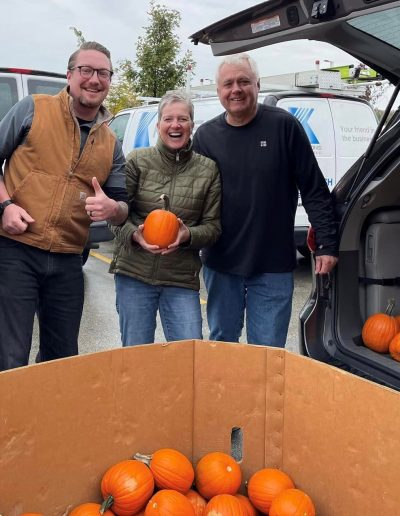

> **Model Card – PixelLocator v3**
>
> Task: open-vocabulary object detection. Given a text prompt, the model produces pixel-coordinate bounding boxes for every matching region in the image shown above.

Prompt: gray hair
[68,41,112,71]
[215,53,260,83]
[157,91,194,122]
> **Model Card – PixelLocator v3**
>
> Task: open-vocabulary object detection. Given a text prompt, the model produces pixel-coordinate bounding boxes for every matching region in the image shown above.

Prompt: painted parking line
[89,250,112,264]
[89,251,208,305]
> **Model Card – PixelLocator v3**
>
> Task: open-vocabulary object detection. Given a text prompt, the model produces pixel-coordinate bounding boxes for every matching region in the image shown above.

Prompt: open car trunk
[190,0,400,83]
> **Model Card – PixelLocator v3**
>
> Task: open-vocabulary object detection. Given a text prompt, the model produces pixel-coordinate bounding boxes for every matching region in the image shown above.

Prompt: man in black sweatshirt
[193,53,338,347]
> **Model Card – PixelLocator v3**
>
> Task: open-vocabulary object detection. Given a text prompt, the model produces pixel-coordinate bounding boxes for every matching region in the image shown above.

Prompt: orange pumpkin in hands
[142,194,179,248]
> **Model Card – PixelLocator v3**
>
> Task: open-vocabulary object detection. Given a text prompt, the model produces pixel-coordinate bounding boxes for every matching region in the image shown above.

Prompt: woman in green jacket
[110,91,221,345]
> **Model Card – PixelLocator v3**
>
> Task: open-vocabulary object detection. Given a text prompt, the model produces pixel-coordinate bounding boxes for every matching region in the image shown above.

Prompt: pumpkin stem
[133,452,152,467]
[100,495,114,514]
[385,298,396,315]
[160,194,170,211]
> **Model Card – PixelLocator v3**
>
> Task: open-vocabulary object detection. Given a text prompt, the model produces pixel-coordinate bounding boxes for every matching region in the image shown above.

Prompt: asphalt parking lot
[30,242,312,363]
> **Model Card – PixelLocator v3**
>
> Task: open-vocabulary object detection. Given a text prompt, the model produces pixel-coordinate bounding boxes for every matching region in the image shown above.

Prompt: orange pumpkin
[19,514,45,516]
[69,502,114,515]
[101,459,154,515]
[186,489,207,515]
[195,452,242,500]
[269,488,316,516]
[395,315,400,331]
[205,494,245,515]
[389,332,400,361]
[247,468,295,514]
[145,488,195,515]
[134,448,194,493]
[362,299,398,353]
[234,494,260,515]
[142,194,179,248]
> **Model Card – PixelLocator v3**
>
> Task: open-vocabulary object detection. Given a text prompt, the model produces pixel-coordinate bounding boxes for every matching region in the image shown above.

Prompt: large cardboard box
[1,340,400,515]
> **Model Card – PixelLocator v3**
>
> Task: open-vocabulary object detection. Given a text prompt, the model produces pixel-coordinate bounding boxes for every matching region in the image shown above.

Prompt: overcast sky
[2,0,361,85]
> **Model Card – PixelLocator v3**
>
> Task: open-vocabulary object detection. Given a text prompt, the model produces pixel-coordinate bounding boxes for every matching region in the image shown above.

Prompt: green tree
[135,1,196,97]
[69,26,86,47]
[106,59,141,115]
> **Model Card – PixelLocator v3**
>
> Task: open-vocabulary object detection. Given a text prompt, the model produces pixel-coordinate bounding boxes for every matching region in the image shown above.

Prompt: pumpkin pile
[362,298,400,361]
[21,448,316,515]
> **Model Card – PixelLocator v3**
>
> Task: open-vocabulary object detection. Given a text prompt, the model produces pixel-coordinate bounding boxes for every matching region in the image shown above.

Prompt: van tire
[297,246,311,259]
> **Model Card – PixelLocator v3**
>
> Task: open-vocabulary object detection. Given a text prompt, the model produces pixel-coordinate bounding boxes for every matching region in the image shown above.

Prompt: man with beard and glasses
[0,41,128,370]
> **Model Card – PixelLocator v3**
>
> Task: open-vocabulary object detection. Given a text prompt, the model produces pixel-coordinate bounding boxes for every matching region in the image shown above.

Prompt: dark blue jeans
[115,273,203,345]
[203,265,294,347]
[0,236,84,370]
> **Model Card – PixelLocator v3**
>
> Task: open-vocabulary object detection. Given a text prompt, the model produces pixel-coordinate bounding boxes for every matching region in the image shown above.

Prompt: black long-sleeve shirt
[193,104,338,275]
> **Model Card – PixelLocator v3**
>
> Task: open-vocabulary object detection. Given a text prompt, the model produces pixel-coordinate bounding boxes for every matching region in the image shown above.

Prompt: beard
[78,92,105,109]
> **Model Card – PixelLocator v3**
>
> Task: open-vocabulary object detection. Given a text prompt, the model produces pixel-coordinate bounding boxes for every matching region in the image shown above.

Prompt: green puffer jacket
[109,138,221,290]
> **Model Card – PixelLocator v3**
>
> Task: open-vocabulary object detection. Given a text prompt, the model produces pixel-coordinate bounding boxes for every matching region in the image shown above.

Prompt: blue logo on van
[134,111,157,148]
[288,107,319,144]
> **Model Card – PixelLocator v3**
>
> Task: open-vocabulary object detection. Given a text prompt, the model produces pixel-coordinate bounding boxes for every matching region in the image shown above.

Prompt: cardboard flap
[1,341,400,515]
[0,343,195,514]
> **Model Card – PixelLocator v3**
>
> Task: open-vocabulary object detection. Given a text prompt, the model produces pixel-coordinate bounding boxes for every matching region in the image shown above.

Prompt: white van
[0,67,67,121]
[109,91,378,255]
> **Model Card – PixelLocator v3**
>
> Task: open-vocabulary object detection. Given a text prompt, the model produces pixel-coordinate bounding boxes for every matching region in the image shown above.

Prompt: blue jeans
[0,237,84,370]
[115,274,203,346]
[203,266,294,347]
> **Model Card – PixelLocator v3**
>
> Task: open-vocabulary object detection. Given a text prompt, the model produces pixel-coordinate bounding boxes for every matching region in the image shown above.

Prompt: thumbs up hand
[85,177,118,222]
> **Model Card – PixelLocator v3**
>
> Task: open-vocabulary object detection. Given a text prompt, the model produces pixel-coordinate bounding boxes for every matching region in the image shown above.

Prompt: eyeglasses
[70,66,113,81]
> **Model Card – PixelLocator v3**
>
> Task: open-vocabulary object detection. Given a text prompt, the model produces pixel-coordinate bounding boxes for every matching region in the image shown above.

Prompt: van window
[109,113,131,143]
[0,76,19,121]
[26,78,66,96]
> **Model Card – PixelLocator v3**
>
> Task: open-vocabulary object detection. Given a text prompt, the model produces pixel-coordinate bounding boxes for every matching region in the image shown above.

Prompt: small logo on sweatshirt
[260,140,267,147]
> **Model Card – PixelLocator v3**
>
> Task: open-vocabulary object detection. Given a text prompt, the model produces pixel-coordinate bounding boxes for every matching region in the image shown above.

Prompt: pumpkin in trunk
[389,332,400,361]
[142,194,179,248]
[195,452,242,500]
[362,299,398,353]
[100,459,154,515]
